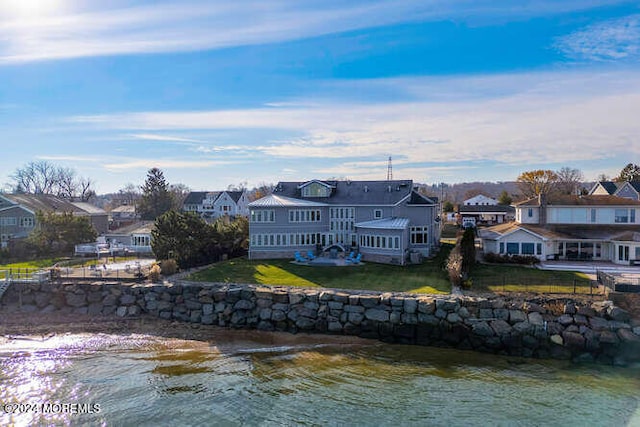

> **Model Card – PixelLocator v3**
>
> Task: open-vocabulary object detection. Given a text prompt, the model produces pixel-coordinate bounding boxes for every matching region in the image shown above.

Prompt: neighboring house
[463,194,498,206]
[109,204,139,229]
[479,194,640,265]
[248,179,440,265]
[0,195,36,248]
[76,221,155,256]
[457,204,515,228]
[590,181,640,201]
[0,193,108,248]
[183,190,249,220]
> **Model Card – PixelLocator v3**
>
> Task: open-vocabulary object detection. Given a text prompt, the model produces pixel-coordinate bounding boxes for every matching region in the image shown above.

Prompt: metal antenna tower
[387,156,393,181]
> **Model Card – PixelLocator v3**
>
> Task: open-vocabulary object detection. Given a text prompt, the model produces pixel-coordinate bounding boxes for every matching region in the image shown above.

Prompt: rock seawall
[2,280,639,365]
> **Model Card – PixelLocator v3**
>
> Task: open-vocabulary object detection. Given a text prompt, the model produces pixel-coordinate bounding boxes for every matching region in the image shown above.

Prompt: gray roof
[226,191,245,203]
[249,194,327,208]
[3,193,90,214]
[183,190,245,206]
[592,181,619,195]
[458,205,514,214]
[183,191,212,205]
[355,217,410,230]
[71,202,106,215]
[269,180,417,206]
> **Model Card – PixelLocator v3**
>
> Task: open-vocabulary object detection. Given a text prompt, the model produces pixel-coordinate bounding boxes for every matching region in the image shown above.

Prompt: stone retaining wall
[2,280,640,365]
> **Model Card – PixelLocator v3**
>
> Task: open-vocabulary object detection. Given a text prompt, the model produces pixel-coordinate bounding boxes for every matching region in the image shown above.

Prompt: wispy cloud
[37,154,104,163]
[66,69,640,171]
[127,133,205,143]
[555,15,640,61]
[103,158,237,171]
[0,0,630,64]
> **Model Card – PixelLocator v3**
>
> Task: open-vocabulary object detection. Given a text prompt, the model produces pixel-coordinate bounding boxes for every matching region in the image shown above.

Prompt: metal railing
[597,270,640,293]
[473,275,602,295]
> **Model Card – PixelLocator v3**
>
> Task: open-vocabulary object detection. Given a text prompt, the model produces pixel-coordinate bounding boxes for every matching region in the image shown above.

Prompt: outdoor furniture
[346,253,362,264]
[294,251,308,263]
[307,250,316,260]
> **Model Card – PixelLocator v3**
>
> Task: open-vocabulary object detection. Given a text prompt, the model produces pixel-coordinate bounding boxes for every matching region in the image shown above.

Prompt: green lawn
[189,257,451,294]
[0,258,64,269]
[470,264,599,295]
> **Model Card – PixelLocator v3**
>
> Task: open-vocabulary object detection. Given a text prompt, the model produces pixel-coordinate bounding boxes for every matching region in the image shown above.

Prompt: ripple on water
[0,333,639,426]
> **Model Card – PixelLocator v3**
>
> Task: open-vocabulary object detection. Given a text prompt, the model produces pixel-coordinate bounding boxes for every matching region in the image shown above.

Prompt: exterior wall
[213,191,247,217]
[590,184,613,195]
[248,190,439,264]
[493,230,546,259]
[547,206,638,225]
[464,195,497,206]
[612,242,640,265]
[357,227,406,264]
[85,214,109,234]
[615,184,640,201]
[0,206,35,246]
[516,206,540,224]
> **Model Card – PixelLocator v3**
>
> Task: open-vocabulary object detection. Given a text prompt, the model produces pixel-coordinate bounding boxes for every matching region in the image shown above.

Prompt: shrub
[446,245,463,286]
[160,259,178,276]
[484,252,540,265]
[148,264,161,282]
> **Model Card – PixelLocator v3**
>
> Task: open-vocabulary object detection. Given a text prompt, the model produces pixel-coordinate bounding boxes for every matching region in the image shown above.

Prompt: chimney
[538,193,547,225]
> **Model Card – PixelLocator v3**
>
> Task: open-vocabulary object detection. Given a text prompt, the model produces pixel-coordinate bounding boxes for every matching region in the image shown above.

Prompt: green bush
[160,259,178,275]
[484,252,540,265]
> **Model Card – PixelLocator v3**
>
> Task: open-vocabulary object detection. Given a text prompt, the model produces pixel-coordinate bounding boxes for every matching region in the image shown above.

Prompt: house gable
[297,180,334,198]
[614,182,640,200]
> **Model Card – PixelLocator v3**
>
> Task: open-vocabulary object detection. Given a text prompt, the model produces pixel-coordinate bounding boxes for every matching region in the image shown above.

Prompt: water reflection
[0,333,638,426]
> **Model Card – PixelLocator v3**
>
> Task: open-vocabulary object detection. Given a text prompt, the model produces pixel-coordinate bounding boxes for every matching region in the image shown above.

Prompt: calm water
[1,331,639,426]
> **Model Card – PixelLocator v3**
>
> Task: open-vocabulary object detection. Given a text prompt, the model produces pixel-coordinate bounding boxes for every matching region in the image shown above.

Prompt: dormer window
[299,181,332,197]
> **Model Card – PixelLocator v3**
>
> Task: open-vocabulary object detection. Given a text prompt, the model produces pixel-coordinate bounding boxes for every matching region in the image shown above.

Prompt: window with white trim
[20,217,34,227]
[288,209,321,223]
[374,209,383,219]
[251,210,275,223]
[410,226,428,245]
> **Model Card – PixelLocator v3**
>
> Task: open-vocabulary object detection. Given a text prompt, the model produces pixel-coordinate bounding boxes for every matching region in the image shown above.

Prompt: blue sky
[1,0,640,194]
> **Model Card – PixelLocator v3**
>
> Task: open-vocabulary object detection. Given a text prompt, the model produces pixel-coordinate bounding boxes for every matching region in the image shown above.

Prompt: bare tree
[8,160,96,201]
[556,167,584,195]
[169,183,191,208]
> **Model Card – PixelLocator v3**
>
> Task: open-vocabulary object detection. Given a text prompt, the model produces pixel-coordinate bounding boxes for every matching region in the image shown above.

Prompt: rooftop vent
[364,185,369,193]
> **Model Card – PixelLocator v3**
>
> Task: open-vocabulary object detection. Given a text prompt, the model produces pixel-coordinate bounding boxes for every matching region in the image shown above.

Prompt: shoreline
[0,311,375,349]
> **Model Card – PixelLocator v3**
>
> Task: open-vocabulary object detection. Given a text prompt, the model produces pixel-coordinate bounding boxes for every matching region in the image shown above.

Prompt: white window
[615,209,629,223]
[288,209,322,223]
[20,217,34,228]
[410,226,428,245]
[374,209,383,219]
[251,210,275,223]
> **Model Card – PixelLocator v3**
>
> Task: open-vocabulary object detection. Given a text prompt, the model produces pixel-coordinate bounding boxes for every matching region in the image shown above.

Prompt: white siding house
[480,194,640,265]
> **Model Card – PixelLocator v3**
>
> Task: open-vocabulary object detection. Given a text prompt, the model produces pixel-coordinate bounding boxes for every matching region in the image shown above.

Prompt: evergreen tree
[615,163,640,182]
[497,190,512,205]
[138,168,175,220]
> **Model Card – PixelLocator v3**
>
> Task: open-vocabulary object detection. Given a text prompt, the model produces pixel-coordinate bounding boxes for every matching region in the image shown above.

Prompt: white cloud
[0,0,630,64]
[127,133,204,143]
[556,15,640,61]
[66,69,640,170]
[103,158,237,171]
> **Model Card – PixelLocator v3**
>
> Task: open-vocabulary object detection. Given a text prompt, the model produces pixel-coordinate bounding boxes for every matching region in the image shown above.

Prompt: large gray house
[248,179,440,265]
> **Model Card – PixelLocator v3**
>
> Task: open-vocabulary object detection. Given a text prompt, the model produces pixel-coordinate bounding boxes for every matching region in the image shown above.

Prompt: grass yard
[190,257,451,294]
[470,264,599,295]
[0,258,64,269]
